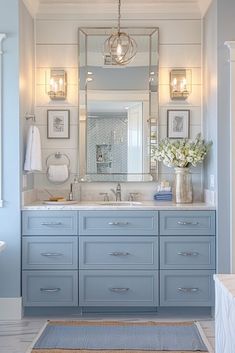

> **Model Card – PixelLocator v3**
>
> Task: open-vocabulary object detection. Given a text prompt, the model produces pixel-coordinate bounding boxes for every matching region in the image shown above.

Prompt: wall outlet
[209,174,215,189]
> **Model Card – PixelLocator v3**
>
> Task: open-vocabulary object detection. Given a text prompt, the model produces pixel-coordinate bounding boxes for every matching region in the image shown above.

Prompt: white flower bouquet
[153,134,212,168]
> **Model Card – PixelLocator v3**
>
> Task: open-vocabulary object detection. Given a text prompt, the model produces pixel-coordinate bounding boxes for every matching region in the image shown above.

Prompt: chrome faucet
[110,183,122,201]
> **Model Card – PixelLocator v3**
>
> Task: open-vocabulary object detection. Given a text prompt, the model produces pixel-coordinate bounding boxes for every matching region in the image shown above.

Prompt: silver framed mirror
[78,27,159,182]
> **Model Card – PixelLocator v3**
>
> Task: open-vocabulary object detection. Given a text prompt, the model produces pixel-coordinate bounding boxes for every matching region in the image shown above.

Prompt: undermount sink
[97,201,142,206]
[0,241,6,253]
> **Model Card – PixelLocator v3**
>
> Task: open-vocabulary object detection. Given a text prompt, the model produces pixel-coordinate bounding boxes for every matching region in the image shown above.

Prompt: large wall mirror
[78,27,159,182]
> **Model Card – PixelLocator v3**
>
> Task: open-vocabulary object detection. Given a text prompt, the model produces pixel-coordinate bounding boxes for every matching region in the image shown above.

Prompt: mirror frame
[78,27,159,182]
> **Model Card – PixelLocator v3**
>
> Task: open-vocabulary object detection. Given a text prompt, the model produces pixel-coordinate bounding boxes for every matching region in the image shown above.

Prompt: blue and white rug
[31,321,209,353]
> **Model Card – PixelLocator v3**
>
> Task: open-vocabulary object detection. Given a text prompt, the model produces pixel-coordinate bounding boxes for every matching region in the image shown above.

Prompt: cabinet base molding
[0,297,23,320]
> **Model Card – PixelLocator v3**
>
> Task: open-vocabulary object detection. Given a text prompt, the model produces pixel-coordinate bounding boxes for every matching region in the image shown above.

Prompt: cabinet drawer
[79,211,158,236]
[79,236,158,270]
[22,211,78,236]
[22,236,78,270]
[22,270,78,306]
[160,211,215,236]
[79,270,159,306]
[160,270,214,306]
[160,236,216,270]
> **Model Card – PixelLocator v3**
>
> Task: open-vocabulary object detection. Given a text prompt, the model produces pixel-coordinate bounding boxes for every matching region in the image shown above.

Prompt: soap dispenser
[68,183,73,201]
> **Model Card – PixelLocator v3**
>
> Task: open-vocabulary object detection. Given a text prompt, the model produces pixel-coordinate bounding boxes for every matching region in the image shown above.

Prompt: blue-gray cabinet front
[79,270,158,306]
[22,209,216,309]
[22,270,78,307]
[79,210,158,236]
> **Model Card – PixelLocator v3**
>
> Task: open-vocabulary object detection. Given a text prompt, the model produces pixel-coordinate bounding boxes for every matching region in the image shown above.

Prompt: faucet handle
[99,192,109,202]
[128,192,139,202]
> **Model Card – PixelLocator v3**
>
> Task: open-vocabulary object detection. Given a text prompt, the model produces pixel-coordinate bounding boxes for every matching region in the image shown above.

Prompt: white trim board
[0,33,6,208]
[225,41,235,274]
[0,297,23,320]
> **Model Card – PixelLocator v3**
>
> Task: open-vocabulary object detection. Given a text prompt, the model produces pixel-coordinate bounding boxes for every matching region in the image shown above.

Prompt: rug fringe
[26,321,48,353]
[195,321,214,353]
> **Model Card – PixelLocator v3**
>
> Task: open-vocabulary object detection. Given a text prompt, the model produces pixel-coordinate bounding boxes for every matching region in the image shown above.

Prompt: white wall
[34,16,203,201]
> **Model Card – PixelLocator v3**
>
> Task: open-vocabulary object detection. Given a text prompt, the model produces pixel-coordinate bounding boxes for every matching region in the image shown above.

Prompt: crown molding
[36,1,201,18]
[197,0,212,17]
[22,0,39,17]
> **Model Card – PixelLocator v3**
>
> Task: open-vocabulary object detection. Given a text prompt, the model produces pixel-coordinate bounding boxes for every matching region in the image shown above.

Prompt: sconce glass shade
[47,69,67,100]
[170,69,192,100]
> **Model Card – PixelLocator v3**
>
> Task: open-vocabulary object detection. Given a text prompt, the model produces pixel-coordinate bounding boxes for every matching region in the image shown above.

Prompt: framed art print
[47,110,70,139]
[167,109,190,138]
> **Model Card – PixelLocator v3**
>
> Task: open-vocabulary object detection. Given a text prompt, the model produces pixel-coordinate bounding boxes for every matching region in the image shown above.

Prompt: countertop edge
[22,202,216,211]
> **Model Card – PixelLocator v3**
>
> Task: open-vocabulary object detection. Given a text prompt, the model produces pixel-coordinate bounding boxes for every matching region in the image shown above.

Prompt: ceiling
[23,0,212,18]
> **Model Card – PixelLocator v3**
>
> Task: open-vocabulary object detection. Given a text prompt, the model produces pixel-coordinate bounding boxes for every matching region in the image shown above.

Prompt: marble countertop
[214,274,235,299]
[22,201,216,211]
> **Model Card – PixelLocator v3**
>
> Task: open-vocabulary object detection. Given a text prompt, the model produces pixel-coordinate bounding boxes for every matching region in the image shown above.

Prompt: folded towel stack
[154,190,173,201]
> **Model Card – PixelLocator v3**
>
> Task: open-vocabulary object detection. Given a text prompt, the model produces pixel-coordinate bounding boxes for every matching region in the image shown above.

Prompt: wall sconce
[47,69,67,100]
[170,69,191,100]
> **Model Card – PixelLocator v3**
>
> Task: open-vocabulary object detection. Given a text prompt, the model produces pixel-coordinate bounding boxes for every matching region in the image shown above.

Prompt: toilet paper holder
[46,152,71,184]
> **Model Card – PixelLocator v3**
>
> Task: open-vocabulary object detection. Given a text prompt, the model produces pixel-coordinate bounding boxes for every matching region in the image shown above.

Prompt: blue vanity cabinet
[79,210,159,307]
[159,211,216,307]
[22,211,79,307]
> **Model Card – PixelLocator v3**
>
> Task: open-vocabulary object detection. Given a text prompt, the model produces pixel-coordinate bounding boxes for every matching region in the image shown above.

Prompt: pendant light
[104,0,137,66]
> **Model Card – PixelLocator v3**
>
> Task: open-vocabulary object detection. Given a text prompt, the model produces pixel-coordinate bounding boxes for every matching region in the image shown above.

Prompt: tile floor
[0,314,215,353]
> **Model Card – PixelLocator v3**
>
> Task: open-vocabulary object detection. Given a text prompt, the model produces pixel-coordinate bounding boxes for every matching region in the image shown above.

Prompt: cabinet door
[79,211,158,236]
[22,270,78,307]
[160,269,214,306]
[79,270,159,307]
[22,211,78,236]
[22,236,78,270]
[79,236,158,270]
[160,236,216,270]
[160,211,215,236]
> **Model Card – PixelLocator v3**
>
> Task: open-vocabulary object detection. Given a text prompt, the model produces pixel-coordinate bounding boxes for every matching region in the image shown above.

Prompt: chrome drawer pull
[108,222,129,226]
[41,222,63,226]
[177,251,199,257]
[40,252,63,257]
[177,221,199,226]
[109,287,130,292]
[40,288,61,292]
[109,252,130,256]
[178,287,199,293]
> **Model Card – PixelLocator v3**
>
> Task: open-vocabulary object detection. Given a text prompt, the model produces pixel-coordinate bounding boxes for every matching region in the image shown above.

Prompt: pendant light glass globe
[104,0,137,66]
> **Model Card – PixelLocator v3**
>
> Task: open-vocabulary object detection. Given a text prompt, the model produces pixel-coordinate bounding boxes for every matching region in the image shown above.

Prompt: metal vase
[174,167,193,203]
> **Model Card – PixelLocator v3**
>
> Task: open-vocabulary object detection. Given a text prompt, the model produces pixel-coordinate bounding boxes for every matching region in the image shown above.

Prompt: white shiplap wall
[34,17,203,201]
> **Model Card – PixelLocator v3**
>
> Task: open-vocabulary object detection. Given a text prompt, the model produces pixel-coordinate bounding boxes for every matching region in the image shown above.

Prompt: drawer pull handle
[177,251,199,257]
[40,253,63,257]
[109,287,130,293]
[109,252,130,256]
[40,288,61,293]
[108,222,129,226]
[178,287,199,293]
[177,221,199,226]
[41,222,63,226]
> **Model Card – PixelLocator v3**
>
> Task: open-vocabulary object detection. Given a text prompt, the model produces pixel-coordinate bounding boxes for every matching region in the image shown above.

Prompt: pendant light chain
[118,0,121,33]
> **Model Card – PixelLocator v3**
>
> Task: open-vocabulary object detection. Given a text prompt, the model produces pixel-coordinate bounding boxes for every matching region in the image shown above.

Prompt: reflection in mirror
[78,28,159,182]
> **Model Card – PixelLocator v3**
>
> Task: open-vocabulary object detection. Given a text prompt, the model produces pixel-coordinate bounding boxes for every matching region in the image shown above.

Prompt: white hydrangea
[153,134,212,168]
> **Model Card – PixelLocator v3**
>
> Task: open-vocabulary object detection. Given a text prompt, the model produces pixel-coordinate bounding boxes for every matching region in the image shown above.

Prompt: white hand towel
[47,164,69,183]
[24,126,42,172]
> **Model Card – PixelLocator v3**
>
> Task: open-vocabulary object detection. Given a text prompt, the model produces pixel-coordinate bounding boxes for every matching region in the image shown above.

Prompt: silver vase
[174,167,193,203]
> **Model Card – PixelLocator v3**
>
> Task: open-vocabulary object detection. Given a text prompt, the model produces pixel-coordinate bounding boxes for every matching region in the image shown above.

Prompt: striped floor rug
[31,320,209,353]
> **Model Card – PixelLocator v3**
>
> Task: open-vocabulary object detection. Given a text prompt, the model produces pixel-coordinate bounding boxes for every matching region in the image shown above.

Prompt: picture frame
[167,109,190,139]
[47,110,70,139]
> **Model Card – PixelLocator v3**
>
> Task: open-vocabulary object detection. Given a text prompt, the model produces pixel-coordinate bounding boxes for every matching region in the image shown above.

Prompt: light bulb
[116,43,122,57]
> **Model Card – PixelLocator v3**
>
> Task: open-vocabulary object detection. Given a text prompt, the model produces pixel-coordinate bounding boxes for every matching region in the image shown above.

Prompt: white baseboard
[0,298,23,320]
